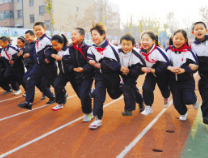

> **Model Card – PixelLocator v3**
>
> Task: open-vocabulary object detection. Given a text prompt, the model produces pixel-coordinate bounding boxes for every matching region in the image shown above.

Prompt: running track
[0,73,201,158]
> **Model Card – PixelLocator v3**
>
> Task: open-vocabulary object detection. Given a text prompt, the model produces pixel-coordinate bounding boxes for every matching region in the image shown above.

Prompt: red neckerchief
[169,43,190,52]
[3,47,12,64]
[36,35,46,49]
[72,43,88,60]
[141,44,158,63]
[95,47,106,54]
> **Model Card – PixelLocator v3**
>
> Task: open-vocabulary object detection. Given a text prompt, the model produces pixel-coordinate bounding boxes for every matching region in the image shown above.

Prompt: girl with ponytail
[139,30,171,116]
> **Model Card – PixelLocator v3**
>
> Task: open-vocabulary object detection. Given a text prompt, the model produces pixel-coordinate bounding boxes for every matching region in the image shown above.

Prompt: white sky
[108,0,207,28]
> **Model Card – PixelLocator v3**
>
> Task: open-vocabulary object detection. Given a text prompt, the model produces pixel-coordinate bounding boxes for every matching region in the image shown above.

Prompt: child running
[166,29,199,121]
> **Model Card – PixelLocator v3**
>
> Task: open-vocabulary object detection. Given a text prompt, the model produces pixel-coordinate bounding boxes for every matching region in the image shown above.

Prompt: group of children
[0,21,207,129]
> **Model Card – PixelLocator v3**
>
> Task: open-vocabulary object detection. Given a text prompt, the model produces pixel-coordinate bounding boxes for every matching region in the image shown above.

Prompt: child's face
[0,40,8,49]
[172,32,187,49]
[91,30,105,45]
[34,25,46,39]
[17,39,26,49]
[121,40,134,53]
[192,24,208,41]
[71,30,85,45]
[141,34,155,52]
[51,40,64,52]
[25,33,35,43]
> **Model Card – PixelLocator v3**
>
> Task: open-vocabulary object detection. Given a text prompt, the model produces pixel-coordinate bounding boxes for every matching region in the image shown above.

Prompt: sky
[108,0,207,28]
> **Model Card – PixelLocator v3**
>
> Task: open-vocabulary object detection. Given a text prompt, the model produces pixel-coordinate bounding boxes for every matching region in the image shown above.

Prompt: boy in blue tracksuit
[118,34,145,116]
[191,21,208,124]
[18,22,57,110]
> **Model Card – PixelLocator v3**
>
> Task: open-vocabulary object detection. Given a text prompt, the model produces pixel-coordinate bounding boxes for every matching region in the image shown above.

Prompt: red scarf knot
[72,44,88,60]
[141,45,158,63]
[169,43,190,52]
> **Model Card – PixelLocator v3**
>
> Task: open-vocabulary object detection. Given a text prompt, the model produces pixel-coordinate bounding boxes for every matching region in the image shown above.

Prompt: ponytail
[18,36,27,43]
[141,31,159,46]
[61,34,68,47]
[169,36,173,46]
[51,34,68,47]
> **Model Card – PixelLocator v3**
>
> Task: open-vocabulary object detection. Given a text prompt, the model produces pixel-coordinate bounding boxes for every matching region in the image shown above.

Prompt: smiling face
[91,29,105,45]
[51,40,64,52]
[141,34,155,52]
[25,33,35,43]
[121,40,134,53]
[34,25,46,39]
[192,23,208,41]
[71,29,85,45]
[0,40,8,49]
[17,39,26,49]
[172,32,187,49]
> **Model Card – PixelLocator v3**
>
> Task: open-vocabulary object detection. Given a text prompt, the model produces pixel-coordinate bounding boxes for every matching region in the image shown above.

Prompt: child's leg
[142,73,157,106]
[0,70,10,91]
[199,77,208,119]
[93,80,107,119]
[156,74,170,99]
[135,87,143,105]
[54,72,68,104]
[182,78,197,105]
[13,67,26,91]
[23,66,33,85]
[170,81,187,115]
[79,78,93,114]
[40,76,54,99]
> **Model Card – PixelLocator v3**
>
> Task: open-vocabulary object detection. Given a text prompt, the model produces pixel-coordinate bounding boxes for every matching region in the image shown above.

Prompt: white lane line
[0,95,126,158]
[116,73,198,158]
[0,95,77,122]
[0,84,71,103]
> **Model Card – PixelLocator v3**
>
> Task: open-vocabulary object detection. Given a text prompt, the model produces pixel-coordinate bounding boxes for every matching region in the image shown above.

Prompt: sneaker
[193,100,199,109]
[179,111,188,121]
[18,102,32,110]
[89,88,95,98]
[119,79,124,87]
[122,111,133,116]
[22,93,26,97]
[51,104,63,111]
[203,117,208,125]
[83,113,93,122]
[141,106,153,115]
[3,89,14,94]
[164,98,169,108]
[139,102,145,112]
[46,97,56,104]
[63,93,68,104]
[89,117,102,129]
[41,94,46,100]
[14,89,21,95]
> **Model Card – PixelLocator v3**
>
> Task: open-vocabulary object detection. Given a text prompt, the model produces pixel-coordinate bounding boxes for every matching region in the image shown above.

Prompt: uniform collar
[194,35,208,44]
[37,34,46,40]
[3,45,10,51]
[93,40,109,48]
[61,46,68,51]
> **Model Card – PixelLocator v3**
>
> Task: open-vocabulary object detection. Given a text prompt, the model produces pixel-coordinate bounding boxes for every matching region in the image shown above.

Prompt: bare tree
[166,12,179,35]
[182,16,194,36]
[199,6,208,25]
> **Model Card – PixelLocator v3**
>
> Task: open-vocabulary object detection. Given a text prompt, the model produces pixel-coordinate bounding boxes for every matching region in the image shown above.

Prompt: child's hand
[189,64,198,71]
[123,68,129,75]
[73,68,78,72]
[141,67,151,73]
[51,54,57,58]
[150,68,155,73]
[55,55,62,61]
[17,51,23,57]
[177,68,185,74]
[120,66,126,73]
[94,63,101,69]
[167,66,180,73]
[76,67,84,72]
[89,60,96,66]
[9,60,14,64]
[45,59,50,64]
[23,53,29,58]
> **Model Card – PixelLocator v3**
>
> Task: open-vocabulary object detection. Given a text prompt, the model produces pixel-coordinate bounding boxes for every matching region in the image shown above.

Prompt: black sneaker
[203,117,208,125]
[89,88,95,98]
[46,97,56,104]
[139,102,145,112]
[18,102,32,110]
[41,94,46,100]
[122,111,133,116]
[3,89,14,94]
[63,93,68,104]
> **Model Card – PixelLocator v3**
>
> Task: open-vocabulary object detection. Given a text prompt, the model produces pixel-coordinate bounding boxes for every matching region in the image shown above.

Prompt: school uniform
[54,41,94,113]
[118,47,145,111]
[87,40,122,119]
[0,45,26,91]
[140,44,170,106]
[24,34,56,104]
[191,35,208,118]
[166,45,198,115]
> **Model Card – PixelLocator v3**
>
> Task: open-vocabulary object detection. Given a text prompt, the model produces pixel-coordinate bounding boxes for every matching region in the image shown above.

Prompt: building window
[3,0,13,3]
[29,0,34,6]
[0,11,3,20]
[77,7,79,11]
[45,21,50,30]
[4,10,14,19]
[30,14,34,23]
[39,5,45,15]
[16,0,22,2]
[17,10,22,18]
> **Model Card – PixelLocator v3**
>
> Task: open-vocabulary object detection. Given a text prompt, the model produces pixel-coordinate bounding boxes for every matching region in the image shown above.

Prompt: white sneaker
[14,89,22,95]
[51,104,63,111]
[89,117,102,129]
[83,113,93,122]
[179,111,188,121]
[193,100,199,109]
[164,98,169,108]
[22,93,26,97]
[141,106,153,115]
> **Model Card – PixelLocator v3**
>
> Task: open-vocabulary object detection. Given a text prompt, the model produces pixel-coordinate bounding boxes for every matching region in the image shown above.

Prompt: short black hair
[75,28,85,35]
[192,21,207,31]
[25,30,35,36]
[120,34,135,45]
[90,23,106,37]
[0,36,10,43]
[33,21,46,29]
